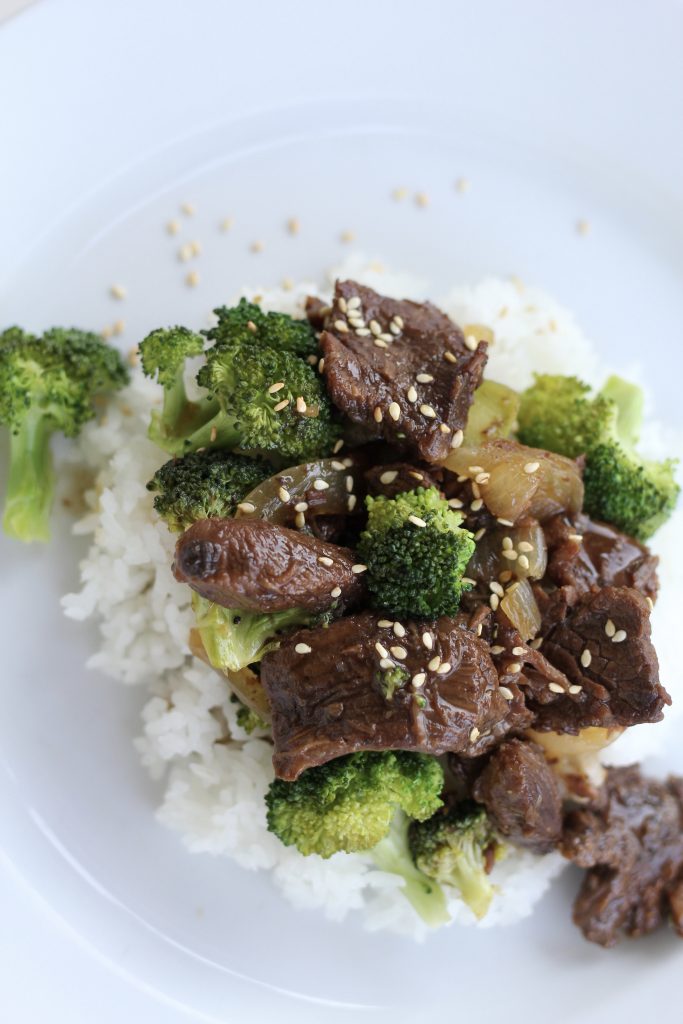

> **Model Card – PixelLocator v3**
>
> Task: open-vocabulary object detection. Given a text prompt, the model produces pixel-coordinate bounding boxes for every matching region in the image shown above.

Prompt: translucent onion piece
[466,520,547,585]
[528,726,623,800]
[499,578,541,640]
[235,458,364,526]
[463,380,519,447]
[189,627,271,720]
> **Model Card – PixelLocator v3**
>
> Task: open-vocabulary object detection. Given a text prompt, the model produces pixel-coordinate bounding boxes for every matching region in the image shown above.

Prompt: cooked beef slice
[320,280,487,462]
[174,518,365,613]
[260,611,531,780]
[561,765,683,946]
[544,514,659,603]
[364,462,440,499]
[472,738,563,853]
[304,295,330,331]
[518,587,669,733]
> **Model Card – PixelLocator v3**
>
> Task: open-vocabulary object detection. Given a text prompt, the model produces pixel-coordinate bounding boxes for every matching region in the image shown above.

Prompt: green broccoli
[192,594,314,673]
[206,298,318,358]
[357,487,476,619]
[229,695,268,735]
[518,374,679,539]
[146,448,269,532]
[377,664,410,701]
[372,813,450,928]
[0,326,128,542]
[265,750,444,859]
[408,801,500,920]
[138,326,217,454]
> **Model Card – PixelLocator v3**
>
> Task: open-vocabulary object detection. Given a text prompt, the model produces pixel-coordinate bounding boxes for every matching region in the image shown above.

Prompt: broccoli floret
[192,594,313,673]
[0,326,128,542]
[229,695,268,735]
[138,326,217,454]
[518,374,679,539]
[372,813,450,928]
[377,664,410,701]
[357,487,476,619]
[408,801,499,920]
[206,298,318,358]
[265,751,444,859]
[146,448,269,532]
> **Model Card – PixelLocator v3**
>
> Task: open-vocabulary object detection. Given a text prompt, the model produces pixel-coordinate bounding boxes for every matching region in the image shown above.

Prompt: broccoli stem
[450,842,495,920]
[3,411,54,543]
[372,815,450,928]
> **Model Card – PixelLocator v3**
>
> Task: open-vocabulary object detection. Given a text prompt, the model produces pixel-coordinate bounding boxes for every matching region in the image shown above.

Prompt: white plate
[2,2,683,1021]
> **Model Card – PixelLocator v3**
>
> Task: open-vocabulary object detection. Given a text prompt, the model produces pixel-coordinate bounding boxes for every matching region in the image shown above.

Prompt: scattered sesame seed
[347,494,357,511]
[331,586,342,598]
[246,320,258,333]
[580,649,592,668]
[388,401,401,421]
[220,216,233,232]
[333,439,345,454]
[612,629,627,643]
[576,219,591,236]
[379,471,398,486]
[605,619,616,638]
[185,270,200,287]
[250,240,264,253]
[451,429,464,448]
[489,594,500,611]
[127,347,139,367]
[507,662,523,674]
[313,479,330,491]
[517,554,530,571]
[277,486,291,503]
[548,682,565,694]
[340,230,355,243]
[498,570,513,583]
[404,385,418,404]
[422,633,433,650]
[646,596,654,611]
[374,407,383,423]
[294,396,307,415]
[416,373,434,384]
[497,518,514,527]
[512,646,526,656]
[379,658,394,670]
[490,646,505,656]
[455,177,471,193]
[392,186,409,201]
[347,296,361,310]
[501,549,518,561]
[356,327,371,337]
[468,466,484,475]
[286,217,300,236]
[167,219,180,235]
[568,533,584,543]
[428,655,441,671]
[464,334,478,352]
[517,541,534,553]
[294,501,308,512]
[306,354,318,365]
[469,727,480,743]
[470,498,484,512]
[474,472,490,485]
[474,528,487,541]
[379,333,394,343]
[499,687,514,701]
[345,475,354,493]
[337,297,348,313]
[273,398,290,412]
[490,582,505,598]
[295,643,312,654]
[330,461,345,472]
[295,512,306,529]
[461,577,476,586]
[237,502,256,514]
[448,498,464,509]
[112,319,125,336]
[369,319,381,336]
[268,382,286,394]
[393,622,406,637]
[352,564,367,575]
[101,326,113,339]
[189,240,202,257]
[415,191,429,207]
[444,350,458,364]
[375,642,389,659]
[378,620,393,628]
[334,319,349,333]
[110,284,126,300]
[419,404,437,418]
[409,515,427,528]
[391,646,407,660]
[529,637,544,649]
[390,322,401,336]
[569,685,583,695]
[318,358,325,373]
[393,315,404,328]
[476,623,483,636]
[524,461,540,474]
[412,672,426,687]
[210,426,218,443]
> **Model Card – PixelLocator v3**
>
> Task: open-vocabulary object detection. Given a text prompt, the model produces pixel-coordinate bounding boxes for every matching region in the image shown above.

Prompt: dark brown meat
[472,739,563,853]
[320,280,487,463]
[304,295,330,331]
[561,765,683,946]
[173,518,365,613]
[544,514,659,604]
[521,587,670,733]
[260,611,531,780]
[364,462,440,499]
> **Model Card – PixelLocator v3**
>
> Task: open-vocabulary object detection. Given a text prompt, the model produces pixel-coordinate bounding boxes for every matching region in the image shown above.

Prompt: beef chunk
[260,611,531,780]
[320,280,487,463]
[520,587,669,733]
[304,295,329,331]
[364,462,440,499]
[472,739,563,853]
[174,518,365,613]
[561,765,683,946]
[545,514,659,603]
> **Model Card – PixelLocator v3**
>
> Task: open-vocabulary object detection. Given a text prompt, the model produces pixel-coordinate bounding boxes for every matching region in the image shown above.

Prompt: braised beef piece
[544,514,659,604]
[561,765,683,947]
[320,280,487,463]
[174,518,365,614]
[364,462,440,499]
[304,295,329,331]
[472,739,563,853]
[260,611,531,780]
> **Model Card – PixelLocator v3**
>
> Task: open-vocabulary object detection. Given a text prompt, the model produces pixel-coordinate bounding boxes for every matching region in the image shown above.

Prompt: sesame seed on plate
[380,470,398,484]
[548,682,565,694]
[313,479,330,491]
[237,502,256,514]
[273,398,290,412]
[181,201,195,216]
[388,402,401,421]
[347,494,357,511]
[524,461,540,474]
[428,656,441,671]
[220,216,233,232]
[167,219,180,235]
[340,230,355,243]
[295,643,312,654]
[612,629,627,643]
[110,284,126,300]
[375,642,389,658]
[469,727,480,742]
[456,177,471,193]
[451,429,464,448]
[391,646,407,660]
[352,564,367,574]
[580,649,592,668]
[185,270,200,287]
[112,320,125,336]
[334,319,349,333]
[420,404,437,418]
[318,555,334,567]
[416,373,434,383]
[409,515,427,527]
[331,586,342,598]
[415,191,429,207]
[250,240,264,253]
[576,219,591,236]
[605,619,616,638]
[286,217,300,236]
[422,633,433,650]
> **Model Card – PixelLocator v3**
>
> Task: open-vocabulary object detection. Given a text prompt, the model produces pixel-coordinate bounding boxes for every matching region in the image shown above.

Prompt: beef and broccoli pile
[140,280,681,946]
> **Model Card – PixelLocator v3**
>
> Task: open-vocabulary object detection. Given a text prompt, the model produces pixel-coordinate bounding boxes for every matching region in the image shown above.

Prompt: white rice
[61,258,683,939]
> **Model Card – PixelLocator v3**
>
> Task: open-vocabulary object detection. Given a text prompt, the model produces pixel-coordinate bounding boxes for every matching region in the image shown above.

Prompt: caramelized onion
[189,627,271,720]
[235,458,364,527]
[463,380,519,447]
[499,578,541,640]
[528,727,623,801]
[466,520,547,585]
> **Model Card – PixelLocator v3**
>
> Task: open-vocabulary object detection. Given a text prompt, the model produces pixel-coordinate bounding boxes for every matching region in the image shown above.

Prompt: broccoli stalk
[517,374,679,539]
[372,813,450,928]
[0,326,128,542]
[265,750,444,859]
[408,801,500,921]
[357,487,476,619]
[192,594,313,673]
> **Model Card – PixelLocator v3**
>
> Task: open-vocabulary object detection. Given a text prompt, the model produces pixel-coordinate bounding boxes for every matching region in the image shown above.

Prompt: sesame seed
[548,682,565,694]
[369,320,382,336]
[347,494,357,512]
[415,191,429,207]
[605,619,616,638]
[393,622,406,637]
[412,673,426,687]
[391,646,407,660]
[375,642,389,659]
[180,201,195,215]
[334,319,349,333]
[476,623,483,636]
[347,296,361,310]
[313,479,330,491]
[497,518,514,527]
[646,596,654,611]
[296,396,307,414]
[127,347,139,367]
[529,637,544,650]
[524,461,540,474]
[167,219,180,235]
[186,270,200,287]
[328,461,344,472]
[428,656,441,671]
[517,554,530,571]
[517,541,534,553]
[502,538,514,550]
[287,217,300,236]
[294,501,308,512]
[507,662,523,674]
[390,322,401,336]
[499,687,514,701]
[451,429,464,448]
[612,629,627,643]
[356,327,371,337]
[501,549,518,560]
[468,466,484,475]
[569,533,584,543]
[386,401,401,423]
[317,555,333,567]
[331,586,342,598]
[448,498,464,509]
[295,512,306,529]
[378,620,393,628]
[512,646,525,656]
[580,649,592,668]
[439,424,451,434]
[474,528,486,541]
[416,373,434,384]
[379,658,394,670]
[307,355,318,365]
[112,319,125,336]
[268,381,286,394]
[405,385,418,403]
[374,338,388,349]
[393,315,404,328]
[455,177,471,193]
[380,470,398,485]
[342,457,354,467]
[489,594,500,611]
[576,219,591,236]
[499,570,513,583]
[348,316,365,328]
[474,472,490,485]
[333,439,344,454]
[237,502,256,514]
[420,404,437,418]
[470,498,484,512]
[469,727,480,743]
[464,334,478,352]
[318,358,325,373]
[506,582,520,594]
[352,564,367,574]
[444,350,458,364]
[340,229,355,243]
[250,240,264,253]
[345,475,354,493]
[379,333,394,343]
[220,216,233,232]
[422,633,433,650]
[374,407,383,423]
[110,284,126,300]
[409,515,427,528]
[461,577,476,586]
[569,685,583,695]
[273,398,290,412]
[490,582,505,597]
[295,643,312,654]
[190,240,202,257]
[490,646,505,655]
[246,320,258,333]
